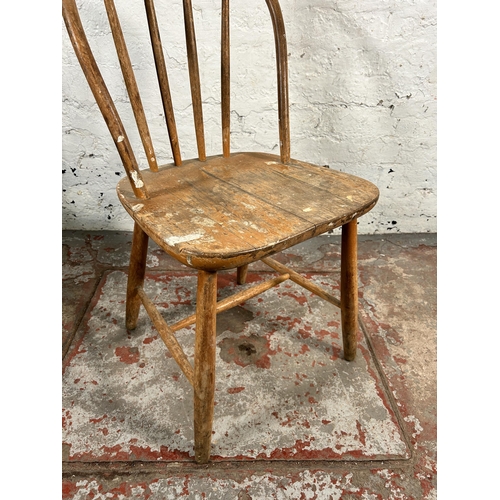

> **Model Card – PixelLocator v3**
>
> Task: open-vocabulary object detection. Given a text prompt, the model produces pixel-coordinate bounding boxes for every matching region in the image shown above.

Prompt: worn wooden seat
[118,152,378,271]
[63,0,379,464]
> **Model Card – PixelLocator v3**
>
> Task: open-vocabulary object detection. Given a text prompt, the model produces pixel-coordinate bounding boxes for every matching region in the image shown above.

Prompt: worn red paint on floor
[63,270,408,463]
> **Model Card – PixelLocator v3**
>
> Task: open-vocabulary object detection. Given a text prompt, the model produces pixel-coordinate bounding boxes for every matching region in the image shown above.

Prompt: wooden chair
[62,0,379,463]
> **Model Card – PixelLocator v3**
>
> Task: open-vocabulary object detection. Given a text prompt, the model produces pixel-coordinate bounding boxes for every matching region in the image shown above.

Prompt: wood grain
[193,270,218,463]
[126,222,149,329]
[183,0,206,161]
[144,0,182,166]
[221,0,230,158]
[116,153,379,270]
[341,219,358,361]
[104,0,158,172]
[236,265,248,285]
[265,0,290,163]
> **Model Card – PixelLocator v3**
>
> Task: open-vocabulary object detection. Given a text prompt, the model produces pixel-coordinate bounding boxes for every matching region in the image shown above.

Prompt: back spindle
[221,0,230,158]
[183,0,207,161]
[104,0,158,172]
[144,0,183,166]
[265,0,290,164]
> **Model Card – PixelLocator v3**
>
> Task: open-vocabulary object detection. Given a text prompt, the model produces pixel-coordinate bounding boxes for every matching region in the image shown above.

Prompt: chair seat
[117,152,379,270]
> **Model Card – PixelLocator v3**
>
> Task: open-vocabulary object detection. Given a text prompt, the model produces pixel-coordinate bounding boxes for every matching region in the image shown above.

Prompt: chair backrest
[62,0,291,199]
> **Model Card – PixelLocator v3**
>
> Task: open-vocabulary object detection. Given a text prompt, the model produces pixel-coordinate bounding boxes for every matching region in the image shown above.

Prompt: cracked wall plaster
[62,0,436,234]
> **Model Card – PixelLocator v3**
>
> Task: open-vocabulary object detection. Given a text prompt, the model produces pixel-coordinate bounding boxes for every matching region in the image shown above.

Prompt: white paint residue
[117,135,124,143]
[191,216,215,227]
[164,232,204,246]
[146,254,159,267]
[132,204,144,212]
[425,488,438,500]
[303,207,313,212]
[242,202,256,210]
[131,171,144,188]
[265,161,278,165]
[243,220,266,232]
[404,415,423,438]
[377,469,392,480]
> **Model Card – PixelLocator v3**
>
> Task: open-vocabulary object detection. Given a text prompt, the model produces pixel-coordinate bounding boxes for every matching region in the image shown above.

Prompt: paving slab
[62,469,428,499]
[63,270,409,463]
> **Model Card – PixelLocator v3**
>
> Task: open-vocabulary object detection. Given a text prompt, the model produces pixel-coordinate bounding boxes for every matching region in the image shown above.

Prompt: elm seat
[117,152,379,270]
[63,0,380,464]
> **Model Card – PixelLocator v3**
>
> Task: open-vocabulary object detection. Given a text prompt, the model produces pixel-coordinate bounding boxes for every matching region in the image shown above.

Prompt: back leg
[126,222,149,330]
[341,219,358,361]
[236,264,248,285]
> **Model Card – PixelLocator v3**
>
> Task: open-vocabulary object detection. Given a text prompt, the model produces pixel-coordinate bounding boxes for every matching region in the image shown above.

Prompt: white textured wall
[62,0,436,233]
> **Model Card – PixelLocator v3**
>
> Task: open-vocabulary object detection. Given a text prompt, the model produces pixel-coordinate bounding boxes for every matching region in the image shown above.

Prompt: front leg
[193,270,218,463]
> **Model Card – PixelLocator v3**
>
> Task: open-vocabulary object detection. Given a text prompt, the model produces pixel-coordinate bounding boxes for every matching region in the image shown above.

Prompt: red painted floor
[63,231,436,499]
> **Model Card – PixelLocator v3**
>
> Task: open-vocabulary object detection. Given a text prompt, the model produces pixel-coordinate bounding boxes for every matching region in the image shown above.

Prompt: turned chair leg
[236,264,248,285]
[341,219,358,361]
[193,270,218,463]
[126,222,149,330]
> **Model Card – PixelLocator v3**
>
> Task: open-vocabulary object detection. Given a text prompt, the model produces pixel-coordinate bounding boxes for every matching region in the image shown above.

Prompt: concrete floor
[62,231,436,499]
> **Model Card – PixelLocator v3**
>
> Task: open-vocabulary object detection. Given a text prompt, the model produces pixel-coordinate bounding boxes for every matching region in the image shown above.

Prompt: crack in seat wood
[63,0,380,464]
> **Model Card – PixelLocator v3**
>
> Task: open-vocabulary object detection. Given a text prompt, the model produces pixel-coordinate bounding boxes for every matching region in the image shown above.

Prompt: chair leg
[236,264,248,285]
[126,222,149,330]
[341,219,358,361]
[193,270,218,463]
